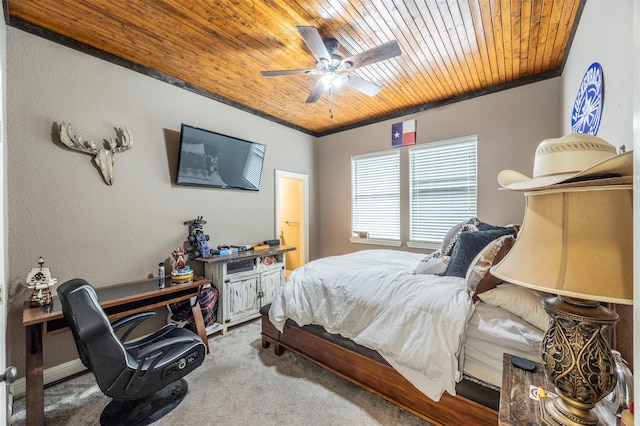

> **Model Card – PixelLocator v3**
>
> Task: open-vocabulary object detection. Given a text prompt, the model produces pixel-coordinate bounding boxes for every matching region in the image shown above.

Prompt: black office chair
[57,278,206,425]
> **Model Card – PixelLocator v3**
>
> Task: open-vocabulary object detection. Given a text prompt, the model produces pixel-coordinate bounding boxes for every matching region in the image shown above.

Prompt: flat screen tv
[176,124,266,191]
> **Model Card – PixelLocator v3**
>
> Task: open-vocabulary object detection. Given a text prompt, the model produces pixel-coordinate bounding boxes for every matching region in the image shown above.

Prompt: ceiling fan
[261,26,402,104]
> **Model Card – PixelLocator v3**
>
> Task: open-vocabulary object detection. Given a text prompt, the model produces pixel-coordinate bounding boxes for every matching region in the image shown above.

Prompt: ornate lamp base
[540,296,618,426]
[539,395,599,426]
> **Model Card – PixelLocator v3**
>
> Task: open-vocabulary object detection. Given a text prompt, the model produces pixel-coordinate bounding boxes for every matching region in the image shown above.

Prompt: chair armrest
[135,335,202,362]
[111,311,156,342]
[125,334,203,395]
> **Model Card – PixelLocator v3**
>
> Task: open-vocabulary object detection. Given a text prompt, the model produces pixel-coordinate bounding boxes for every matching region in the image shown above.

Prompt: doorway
[275,170,309,278]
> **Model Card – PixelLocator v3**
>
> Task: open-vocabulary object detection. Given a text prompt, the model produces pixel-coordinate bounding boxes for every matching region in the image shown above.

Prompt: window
[351,150,400,244]
[409,136,477,247]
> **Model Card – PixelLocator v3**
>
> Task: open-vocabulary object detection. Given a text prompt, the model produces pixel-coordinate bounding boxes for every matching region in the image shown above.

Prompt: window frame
[350,149,402,246]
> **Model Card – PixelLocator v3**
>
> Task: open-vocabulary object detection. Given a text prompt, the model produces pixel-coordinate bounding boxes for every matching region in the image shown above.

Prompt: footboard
[261,310,498,426]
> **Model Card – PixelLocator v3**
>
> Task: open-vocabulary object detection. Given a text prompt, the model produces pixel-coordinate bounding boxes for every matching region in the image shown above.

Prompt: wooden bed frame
[260,310,498,426]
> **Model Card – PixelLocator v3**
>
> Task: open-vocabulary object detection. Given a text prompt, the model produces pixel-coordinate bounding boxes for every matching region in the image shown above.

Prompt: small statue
[26,257,58,307]
[184,216,211,258]
[170,247,194,282]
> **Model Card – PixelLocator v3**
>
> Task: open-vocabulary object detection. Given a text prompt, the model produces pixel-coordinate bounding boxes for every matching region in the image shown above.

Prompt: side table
[499,353,553,425]
[499,353,612,425]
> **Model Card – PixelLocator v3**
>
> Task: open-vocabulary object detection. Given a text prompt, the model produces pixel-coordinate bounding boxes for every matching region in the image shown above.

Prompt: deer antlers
[59,122,133,185]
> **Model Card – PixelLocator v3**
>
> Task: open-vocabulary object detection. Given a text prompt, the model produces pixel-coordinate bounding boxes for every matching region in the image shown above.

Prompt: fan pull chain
[329,86,334,119]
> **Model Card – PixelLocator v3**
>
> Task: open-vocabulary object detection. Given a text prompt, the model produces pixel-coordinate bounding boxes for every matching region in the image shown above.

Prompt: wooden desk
[23,276,211,426]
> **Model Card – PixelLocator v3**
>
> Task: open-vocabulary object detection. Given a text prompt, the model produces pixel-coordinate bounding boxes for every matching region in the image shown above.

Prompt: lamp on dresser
[491,182,632,426]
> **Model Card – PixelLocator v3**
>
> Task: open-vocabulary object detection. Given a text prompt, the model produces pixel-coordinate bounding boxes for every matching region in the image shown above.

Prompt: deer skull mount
[59,122,133,185]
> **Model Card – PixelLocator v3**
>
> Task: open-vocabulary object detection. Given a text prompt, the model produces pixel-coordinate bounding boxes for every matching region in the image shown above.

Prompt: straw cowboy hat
[498,133,633,191]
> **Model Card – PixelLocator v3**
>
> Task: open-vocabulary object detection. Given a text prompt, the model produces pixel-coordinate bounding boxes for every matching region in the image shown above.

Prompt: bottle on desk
[158,262,165,287]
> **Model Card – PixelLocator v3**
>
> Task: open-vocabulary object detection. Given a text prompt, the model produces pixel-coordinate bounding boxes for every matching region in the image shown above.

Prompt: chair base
[100,378,188,426]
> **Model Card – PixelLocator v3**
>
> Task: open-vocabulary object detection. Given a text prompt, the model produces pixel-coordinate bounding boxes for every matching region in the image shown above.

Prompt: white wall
[315,79,562,258]
[561,0,633,146]
[6,28,315,376]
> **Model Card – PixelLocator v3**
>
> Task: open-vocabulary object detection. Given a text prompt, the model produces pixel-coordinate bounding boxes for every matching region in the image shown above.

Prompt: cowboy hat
[498,133,632,191]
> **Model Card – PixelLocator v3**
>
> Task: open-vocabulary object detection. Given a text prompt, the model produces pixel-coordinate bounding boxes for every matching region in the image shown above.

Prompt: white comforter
[269,249,475,401]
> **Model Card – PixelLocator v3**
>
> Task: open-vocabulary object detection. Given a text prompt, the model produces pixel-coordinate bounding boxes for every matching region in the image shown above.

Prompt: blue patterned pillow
[441,218,480,256]
[444,228,517,278]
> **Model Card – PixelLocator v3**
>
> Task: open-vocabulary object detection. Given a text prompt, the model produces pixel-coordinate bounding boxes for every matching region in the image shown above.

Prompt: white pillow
[477,283,551,331]
[413,249,448,275]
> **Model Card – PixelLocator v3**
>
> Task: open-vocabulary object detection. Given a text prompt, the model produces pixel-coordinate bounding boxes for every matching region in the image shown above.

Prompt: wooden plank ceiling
[7,0,584,136]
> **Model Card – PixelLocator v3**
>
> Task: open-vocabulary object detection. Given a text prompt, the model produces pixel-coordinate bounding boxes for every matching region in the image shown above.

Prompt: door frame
[1,7,8,423]
[275,170,309,266]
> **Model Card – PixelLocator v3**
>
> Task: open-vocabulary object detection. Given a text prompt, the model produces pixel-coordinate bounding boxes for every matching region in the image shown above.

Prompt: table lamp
[491,183,633,426]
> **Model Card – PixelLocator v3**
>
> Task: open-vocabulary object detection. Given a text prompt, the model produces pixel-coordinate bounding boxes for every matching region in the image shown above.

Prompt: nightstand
[499,353,612,425]
[499,353,553,425]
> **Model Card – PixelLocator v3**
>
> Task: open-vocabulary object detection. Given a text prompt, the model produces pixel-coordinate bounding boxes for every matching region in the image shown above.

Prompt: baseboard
[12,358,86,398]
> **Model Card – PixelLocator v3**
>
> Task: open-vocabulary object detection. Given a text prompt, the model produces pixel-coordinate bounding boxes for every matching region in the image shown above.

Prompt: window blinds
[409,137,477,243]
[351,150,400,240]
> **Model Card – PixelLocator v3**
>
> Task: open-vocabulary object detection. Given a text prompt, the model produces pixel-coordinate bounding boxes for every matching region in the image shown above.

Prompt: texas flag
[391,119,416,147]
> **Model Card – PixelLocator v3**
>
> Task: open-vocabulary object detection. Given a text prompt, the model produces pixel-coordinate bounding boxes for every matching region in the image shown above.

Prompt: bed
[261,221,550,425]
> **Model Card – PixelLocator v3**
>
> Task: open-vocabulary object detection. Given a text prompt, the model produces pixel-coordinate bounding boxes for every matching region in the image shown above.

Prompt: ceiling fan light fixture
[261,26,401,105]
[321,73,346,90]
[335,76,346,88]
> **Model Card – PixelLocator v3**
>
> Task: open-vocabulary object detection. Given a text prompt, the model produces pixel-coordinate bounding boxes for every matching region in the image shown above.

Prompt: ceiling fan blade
[296,26,331,61]
[347,75,382,97]
[343,40,402,69]
[305,80,326,103]
[260,69,313,77]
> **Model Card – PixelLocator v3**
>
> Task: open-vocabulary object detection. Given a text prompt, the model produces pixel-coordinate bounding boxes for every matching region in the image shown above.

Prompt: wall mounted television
[176,124,266,191]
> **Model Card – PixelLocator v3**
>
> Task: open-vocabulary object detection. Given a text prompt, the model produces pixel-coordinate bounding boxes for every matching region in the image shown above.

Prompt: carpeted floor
[11,320,433,425]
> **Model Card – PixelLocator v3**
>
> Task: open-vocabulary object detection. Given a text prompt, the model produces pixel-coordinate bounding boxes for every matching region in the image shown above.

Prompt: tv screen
[176,124,266,191]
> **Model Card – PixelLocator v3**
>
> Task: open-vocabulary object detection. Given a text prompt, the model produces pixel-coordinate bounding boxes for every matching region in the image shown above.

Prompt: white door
[275,170,309,276]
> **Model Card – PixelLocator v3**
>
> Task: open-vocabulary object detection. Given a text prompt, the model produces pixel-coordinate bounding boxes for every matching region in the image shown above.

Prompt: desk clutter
[185,216,211,258]
[25,257,58,307]
[213,241,279,256]
[170,246,194,282]
[181,215,280,257]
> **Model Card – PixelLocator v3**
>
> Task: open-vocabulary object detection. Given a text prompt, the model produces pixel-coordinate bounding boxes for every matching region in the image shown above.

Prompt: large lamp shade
[491,184,633,305]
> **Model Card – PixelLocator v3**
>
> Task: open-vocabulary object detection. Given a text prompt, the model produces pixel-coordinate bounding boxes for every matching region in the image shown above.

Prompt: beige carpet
[11,320,432,425]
